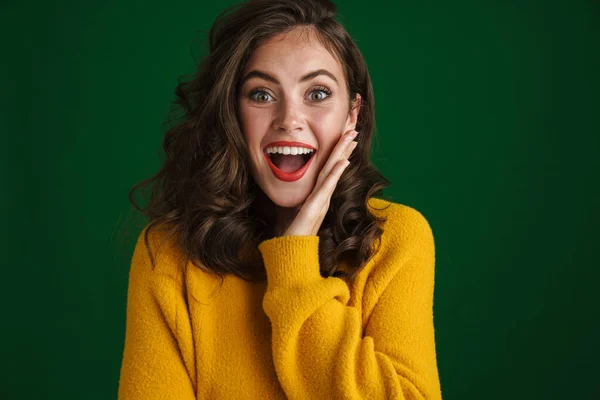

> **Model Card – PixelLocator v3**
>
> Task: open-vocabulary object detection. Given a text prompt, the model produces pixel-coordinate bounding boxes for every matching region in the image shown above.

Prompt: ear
[345,93,362,131]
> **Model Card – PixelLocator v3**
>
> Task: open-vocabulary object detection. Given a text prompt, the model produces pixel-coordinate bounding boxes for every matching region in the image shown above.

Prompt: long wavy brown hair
[125,0,393,285]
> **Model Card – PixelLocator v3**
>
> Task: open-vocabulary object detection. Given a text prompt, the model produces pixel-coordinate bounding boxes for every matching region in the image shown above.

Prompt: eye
[247,86,333,103]
[248,88,273,102]
[309,86,332,101]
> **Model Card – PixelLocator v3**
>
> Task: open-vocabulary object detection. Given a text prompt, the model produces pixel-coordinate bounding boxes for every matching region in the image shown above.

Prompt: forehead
[242,27,343,81]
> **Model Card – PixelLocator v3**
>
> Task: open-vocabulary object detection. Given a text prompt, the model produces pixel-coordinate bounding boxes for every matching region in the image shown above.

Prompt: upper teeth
[266,146,315,155]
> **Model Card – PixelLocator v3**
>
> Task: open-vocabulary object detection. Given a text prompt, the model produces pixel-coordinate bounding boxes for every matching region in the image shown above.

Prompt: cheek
[238,104,270,143]
[308,103,349,131]
[311,115,348,168]
[313,133,346,171]
[310,105,348,135]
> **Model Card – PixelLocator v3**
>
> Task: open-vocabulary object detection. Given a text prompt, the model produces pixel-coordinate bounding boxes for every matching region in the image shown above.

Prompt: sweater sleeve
[258,209,442,400]
[117,231,197,400]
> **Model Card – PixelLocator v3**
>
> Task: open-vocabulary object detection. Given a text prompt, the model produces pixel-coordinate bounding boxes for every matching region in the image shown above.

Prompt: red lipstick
[263,150,316,182]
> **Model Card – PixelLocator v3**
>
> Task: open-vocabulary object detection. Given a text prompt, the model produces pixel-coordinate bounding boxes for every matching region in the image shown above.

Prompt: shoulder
[129,223,188,287]
[368,197,434,245]
[363,197,435,290]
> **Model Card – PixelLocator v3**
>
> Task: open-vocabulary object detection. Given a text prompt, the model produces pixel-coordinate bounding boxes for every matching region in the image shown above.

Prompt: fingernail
[351,130,359,138]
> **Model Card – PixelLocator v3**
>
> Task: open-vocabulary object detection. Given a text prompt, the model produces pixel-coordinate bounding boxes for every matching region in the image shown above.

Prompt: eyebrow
[239,68,339,87]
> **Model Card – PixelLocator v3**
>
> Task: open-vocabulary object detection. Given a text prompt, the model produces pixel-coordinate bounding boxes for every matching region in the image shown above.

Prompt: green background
[2,1,598,398]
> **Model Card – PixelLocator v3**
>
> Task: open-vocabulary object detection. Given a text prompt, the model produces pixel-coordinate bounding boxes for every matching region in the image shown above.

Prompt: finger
[311,141,356,218]
[315,129,357,189]
[320,130,356,180]
[310,158,350,215]
[345,140,358,159]
[294,158,350,236]
[322,140,356,188]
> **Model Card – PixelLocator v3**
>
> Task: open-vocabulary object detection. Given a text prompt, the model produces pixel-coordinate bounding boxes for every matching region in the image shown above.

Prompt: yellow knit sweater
[117,197,443,399]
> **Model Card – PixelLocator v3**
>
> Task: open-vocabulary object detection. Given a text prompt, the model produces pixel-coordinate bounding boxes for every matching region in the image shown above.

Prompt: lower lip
[264,151,316,182]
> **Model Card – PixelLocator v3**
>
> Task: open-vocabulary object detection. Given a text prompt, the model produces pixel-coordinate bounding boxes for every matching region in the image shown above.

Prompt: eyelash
[247,85,333,103]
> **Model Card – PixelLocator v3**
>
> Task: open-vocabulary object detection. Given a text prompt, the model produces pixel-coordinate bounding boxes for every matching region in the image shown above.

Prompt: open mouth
[263,148,317,182]
[265,151,316,173]
[270,152,313,168]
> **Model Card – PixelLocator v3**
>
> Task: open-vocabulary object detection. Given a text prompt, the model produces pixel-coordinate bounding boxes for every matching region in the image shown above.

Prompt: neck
[273,204,300,237]
[250,184,300,238]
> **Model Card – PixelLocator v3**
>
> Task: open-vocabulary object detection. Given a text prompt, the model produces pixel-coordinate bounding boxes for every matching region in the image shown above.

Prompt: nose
[273,98,303,133]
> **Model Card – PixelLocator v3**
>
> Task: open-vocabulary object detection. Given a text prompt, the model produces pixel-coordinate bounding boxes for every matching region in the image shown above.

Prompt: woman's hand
[282,129,359,237]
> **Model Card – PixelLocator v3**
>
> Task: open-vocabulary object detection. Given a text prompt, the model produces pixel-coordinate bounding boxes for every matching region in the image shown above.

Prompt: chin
[262,186,309,209]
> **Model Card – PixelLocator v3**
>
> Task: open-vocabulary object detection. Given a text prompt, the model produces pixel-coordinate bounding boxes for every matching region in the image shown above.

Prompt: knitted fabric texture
[117,197,443,399]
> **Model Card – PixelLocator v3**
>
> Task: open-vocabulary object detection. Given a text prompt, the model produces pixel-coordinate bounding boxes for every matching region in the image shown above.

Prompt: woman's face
[238,27,360,210]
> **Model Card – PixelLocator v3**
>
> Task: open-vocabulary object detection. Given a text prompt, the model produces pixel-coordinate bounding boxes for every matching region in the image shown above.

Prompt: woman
[118,0,443,398]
